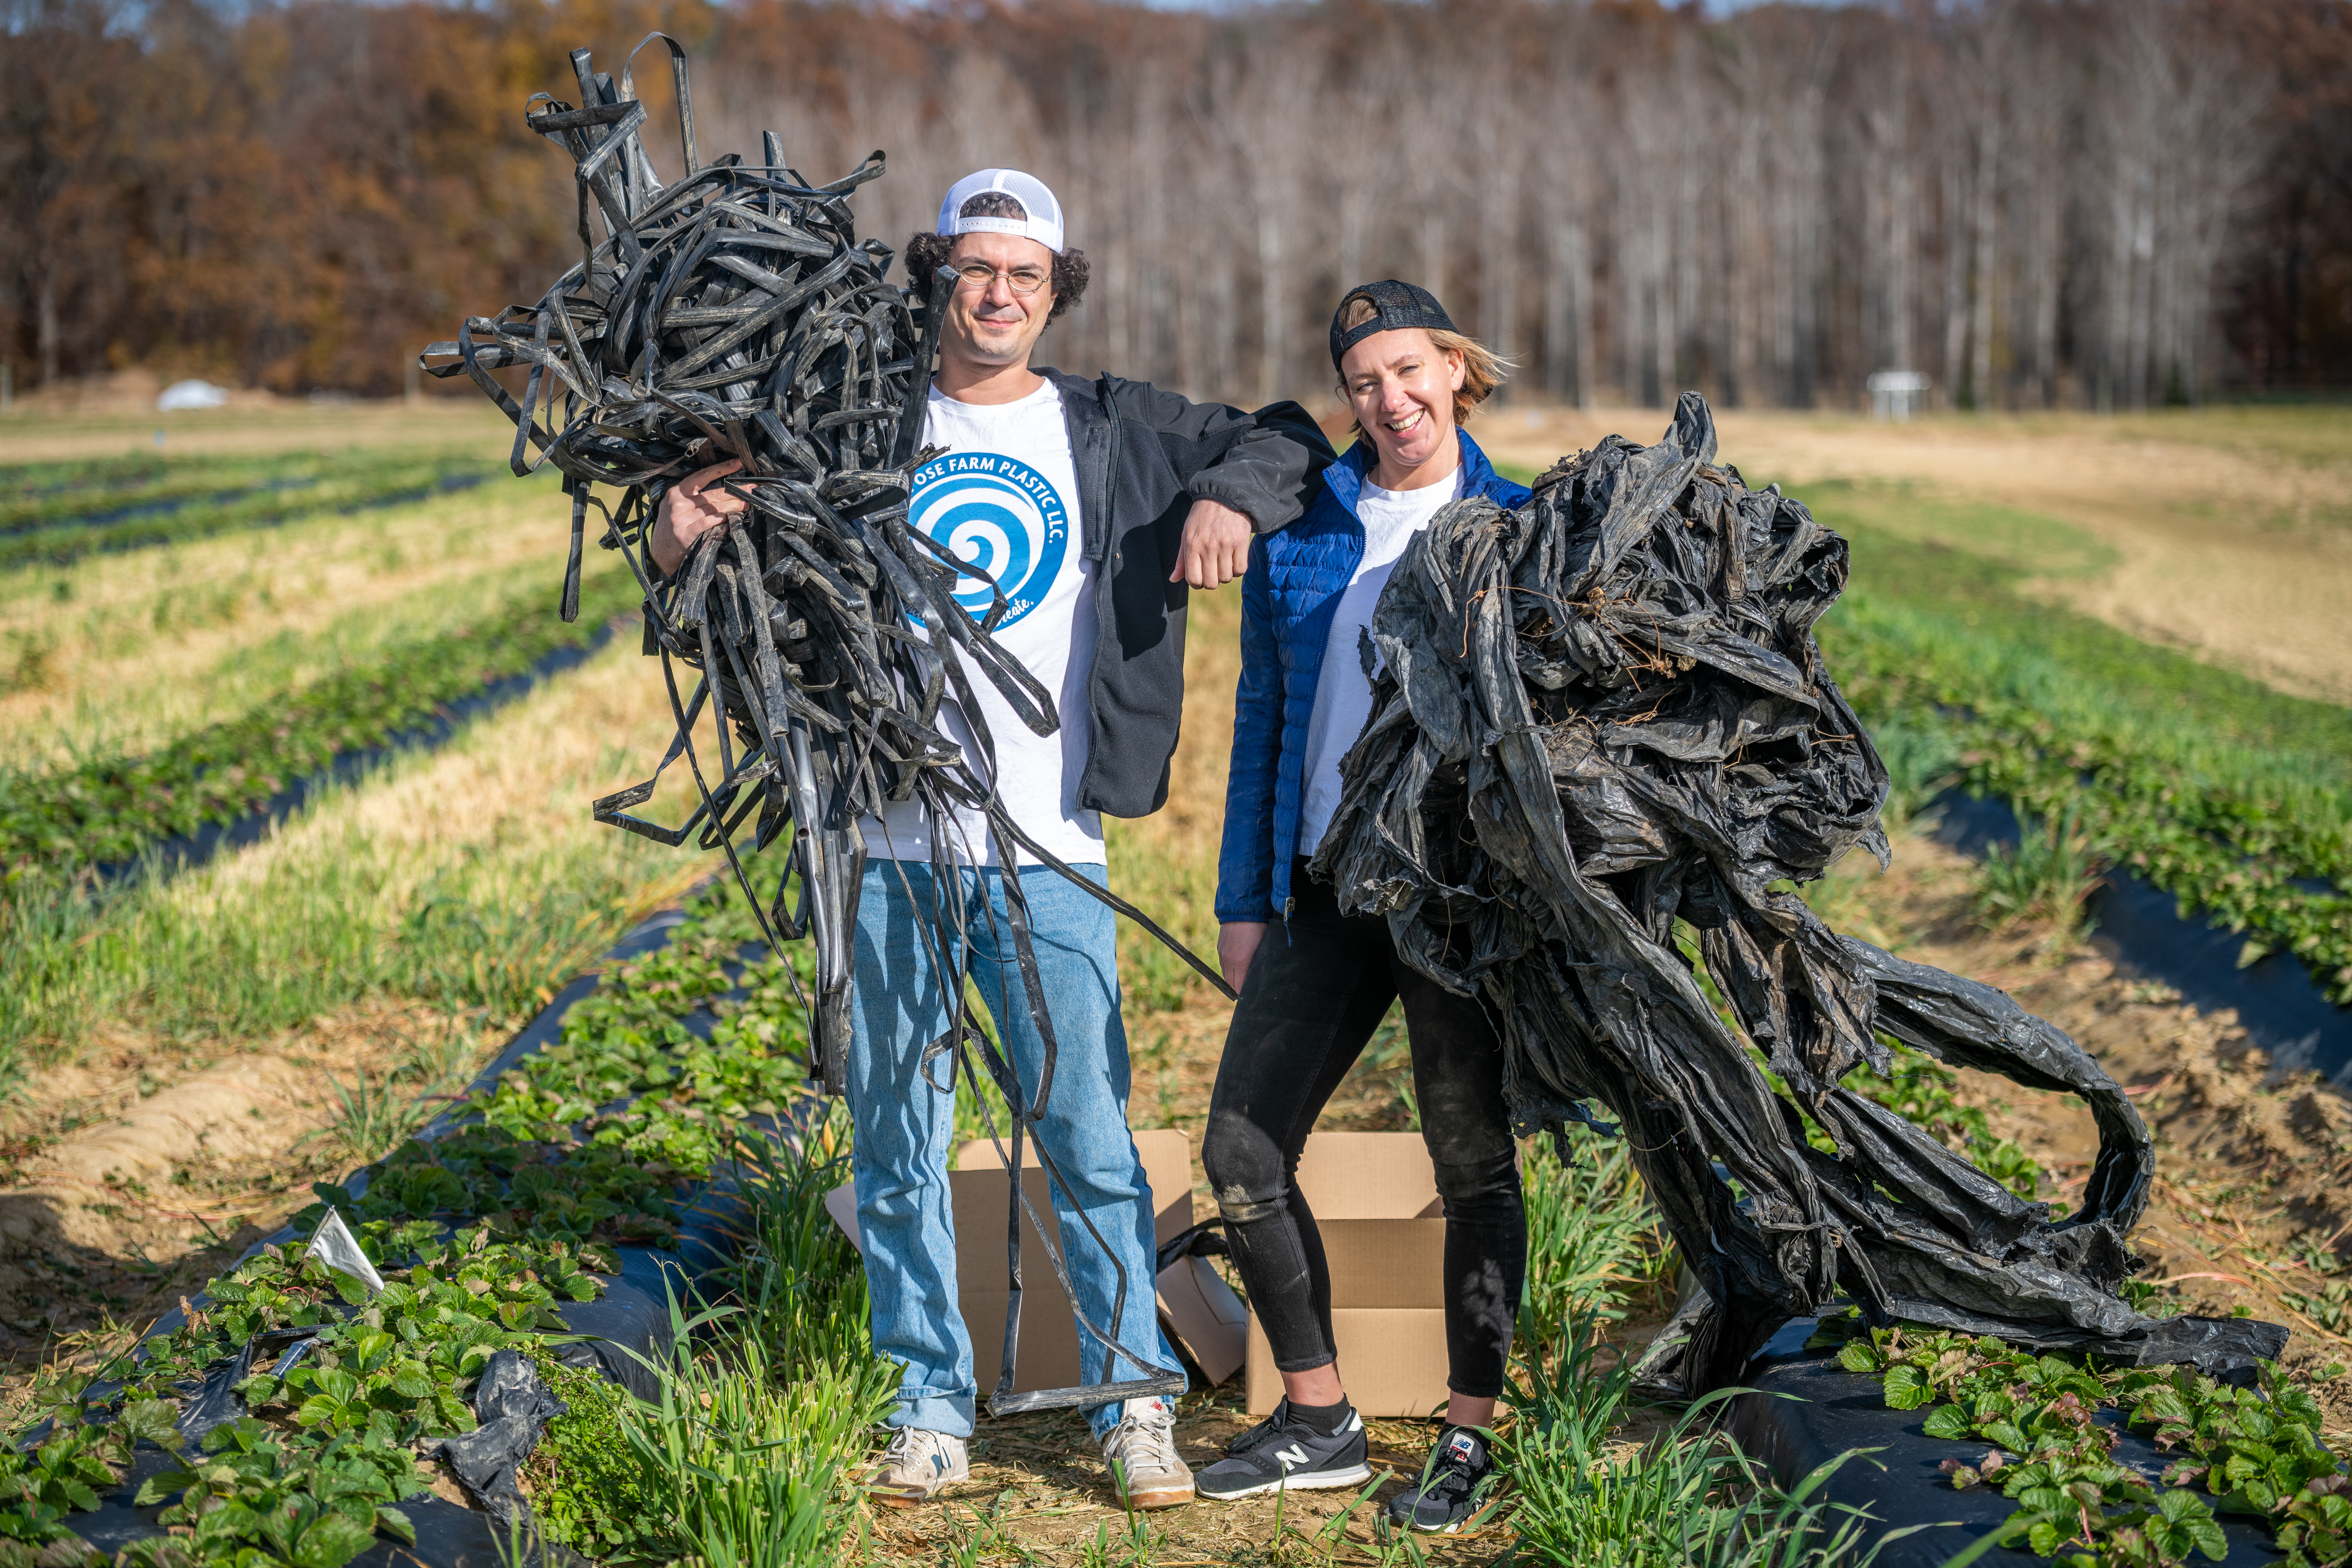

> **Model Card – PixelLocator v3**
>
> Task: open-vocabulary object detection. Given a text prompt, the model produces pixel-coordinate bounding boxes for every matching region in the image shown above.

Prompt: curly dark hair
[906,191,1088,322]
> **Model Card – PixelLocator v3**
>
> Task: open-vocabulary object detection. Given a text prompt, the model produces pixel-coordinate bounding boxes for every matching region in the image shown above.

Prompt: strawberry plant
[129,1421,422,1568]
[1823,1312,2352,1565]
[307,1128,690,1250]
[0,858,867,1568]
[474,875,814,1181]
[1827,572,2352,1006]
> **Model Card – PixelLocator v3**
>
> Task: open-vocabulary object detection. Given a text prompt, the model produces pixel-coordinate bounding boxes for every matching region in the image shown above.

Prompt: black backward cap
[1330,280,1457,371]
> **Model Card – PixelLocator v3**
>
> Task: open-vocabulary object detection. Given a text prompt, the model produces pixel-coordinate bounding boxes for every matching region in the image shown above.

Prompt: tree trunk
[37,276,58,387]
[1968,115,2000,411]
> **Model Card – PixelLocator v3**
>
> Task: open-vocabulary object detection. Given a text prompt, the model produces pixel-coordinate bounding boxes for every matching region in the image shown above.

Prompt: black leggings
[1201,862,1526,1400]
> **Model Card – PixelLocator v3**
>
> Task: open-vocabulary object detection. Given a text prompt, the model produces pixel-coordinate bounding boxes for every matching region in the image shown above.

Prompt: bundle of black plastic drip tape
[421,39,1212,1418]
[1312,392,2284,1397]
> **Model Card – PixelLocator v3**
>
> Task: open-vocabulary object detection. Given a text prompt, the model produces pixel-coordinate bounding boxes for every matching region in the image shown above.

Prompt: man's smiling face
[941,231,1058,374]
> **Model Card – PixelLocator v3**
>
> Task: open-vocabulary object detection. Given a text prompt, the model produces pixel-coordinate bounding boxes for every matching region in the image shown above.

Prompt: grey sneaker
[866,1426,969,1506]
[1386,1424,1496,1533]
[1196,1400,1370,1500]
[1100,1398,1194,1509]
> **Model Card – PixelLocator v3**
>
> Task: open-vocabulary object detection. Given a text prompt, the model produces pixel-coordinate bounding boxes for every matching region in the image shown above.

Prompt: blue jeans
[845,858,1184,1440]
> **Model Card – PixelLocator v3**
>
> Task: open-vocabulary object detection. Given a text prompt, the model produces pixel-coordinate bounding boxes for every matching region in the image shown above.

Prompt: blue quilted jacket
[1215,430,1531,924]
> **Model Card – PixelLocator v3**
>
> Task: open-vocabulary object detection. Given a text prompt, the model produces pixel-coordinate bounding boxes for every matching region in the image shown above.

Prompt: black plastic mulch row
[1930,790,2350,1086]
[78,898,787,1568]
[1725,1319,2286,1567]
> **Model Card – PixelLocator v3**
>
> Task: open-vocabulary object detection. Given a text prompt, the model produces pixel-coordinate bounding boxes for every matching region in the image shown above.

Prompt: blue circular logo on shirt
[908,452,1070,628]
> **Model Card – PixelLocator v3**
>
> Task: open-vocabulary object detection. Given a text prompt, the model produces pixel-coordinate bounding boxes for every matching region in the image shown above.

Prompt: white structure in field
[157,379,229,411]
[1867,370,1928,421]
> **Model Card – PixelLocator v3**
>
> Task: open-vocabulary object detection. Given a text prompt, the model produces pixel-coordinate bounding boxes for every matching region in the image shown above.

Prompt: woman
[1196,281,1531,1534]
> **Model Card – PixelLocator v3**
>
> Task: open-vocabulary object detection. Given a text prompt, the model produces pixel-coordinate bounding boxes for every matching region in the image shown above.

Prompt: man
[649,168,1328,1510]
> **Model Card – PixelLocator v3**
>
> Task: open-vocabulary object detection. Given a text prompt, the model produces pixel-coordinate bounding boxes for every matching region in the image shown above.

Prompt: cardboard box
[1243,1131,1453,1417]
[823,1128,1248,1394]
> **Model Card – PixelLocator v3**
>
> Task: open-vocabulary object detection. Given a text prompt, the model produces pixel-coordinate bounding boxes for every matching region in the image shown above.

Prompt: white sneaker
[867,1426,969,1506]
[1100,1398,1194,1509]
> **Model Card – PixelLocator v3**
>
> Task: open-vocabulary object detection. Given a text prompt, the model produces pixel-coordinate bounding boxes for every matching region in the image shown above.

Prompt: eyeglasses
[954,261,1050,296]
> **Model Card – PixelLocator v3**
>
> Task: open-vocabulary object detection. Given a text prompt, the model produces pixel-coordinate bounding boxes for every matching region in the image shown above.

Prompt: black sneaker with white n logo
[1386,1425,1495,1533]
[1195,1400,1371,1500]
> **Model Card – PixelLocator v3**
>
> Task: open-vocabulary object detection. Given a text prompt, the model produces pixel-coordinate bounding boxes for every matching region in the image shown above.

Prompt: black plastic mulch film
[1310,391,2287,1398]
[417,43,1211,1416]
[50,909,724,1568]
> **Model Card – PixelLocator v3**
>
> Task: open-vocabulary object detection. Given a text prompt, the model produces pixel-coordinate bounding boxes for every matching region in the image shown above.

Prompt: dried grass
[0,480,581,765]
[4,637,712,1061]
[0,396,512,464]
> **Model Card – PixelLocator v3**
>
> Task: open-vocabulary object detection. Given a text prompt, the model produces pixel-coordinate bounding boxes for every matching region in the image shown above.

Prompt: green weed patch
[521,1349,661,1558]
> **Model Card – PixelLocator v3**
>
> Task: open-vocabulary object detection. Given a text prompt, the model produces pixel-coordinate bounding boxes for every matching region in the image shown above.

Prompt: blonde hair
[1334,299,1513,442]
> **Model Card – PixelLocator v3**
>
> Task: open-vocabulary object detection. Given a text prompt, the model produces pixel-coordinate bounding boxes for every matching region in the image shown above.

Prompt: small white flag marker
[305,1208,386,1295]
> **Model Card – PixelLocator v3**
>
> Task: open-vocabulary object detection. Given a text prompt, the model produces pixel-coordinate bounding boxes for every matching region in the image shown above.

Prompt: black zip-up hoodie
[1039,367,1334,819]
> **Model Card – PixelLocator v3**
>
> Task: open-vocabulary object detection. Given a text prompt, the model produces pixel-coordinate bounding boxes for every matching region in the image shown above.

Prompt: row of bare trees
[5,0,2348,410]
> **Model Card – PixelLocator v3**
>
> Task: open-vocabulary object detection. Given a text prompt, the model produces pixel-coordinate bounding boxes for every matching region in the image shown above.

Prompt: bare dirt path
[0,1003,483,1372]
[1809,834,2352,1428]
[1476,403,2352,704]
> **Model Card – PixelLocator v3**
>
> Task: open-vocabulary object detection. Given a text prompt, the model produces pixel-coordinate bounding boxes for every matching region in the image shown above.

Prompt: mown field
[0,398,2347,1568]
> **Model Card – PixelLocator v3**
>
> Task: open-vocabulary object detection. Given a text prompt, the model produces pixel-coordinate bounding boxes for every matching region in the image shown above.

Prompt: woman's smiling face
[1340,328,1467,483]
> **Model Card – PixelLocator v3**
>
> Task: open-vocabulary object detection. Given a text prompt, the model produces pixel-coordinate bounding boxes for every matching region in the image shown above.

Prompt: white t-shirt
[864,380,1103,867]
[1296,466,1466,854]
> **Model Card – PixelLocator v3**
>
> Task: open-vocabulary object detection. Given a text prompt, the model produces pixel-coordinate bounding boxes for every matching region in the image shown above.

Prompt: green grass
[1519,1125,1676,1353]
[1106,797,1225,1022]
[1809,488,2352,773]
[0,809,673,1066]
[589,1122,894,1568]
[1505,1320,1916,1567]
[1,515,582,767]
[0,637,706,1072]
[0,566,640,874]
[1818,518,2352,1000]
[1790,478,2119,581]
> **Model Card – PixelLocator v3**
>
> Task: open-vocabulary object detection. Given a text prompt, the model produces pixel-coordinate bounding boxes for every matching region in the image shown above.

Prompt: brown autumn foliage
[1,0,2346,406]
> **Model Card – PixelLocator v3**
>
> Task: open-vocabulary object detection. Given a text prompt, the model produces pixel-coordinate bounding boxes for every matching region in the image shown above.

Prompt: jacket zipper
[1098,378,1121,566]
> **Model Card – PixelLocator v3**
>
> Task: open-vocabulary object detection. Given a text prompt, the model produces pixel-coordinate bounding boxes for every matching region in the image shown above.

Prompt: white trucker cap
[935,169,1066,254]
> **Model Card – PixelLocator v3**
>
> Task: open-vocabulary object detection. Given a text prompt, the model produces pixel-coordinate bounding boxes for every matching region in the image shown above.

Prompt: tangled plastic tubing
[419,39,1211,1416]
[1312,393,2285,1396]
